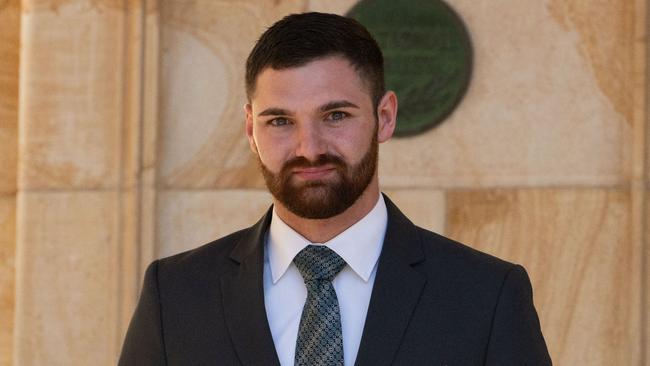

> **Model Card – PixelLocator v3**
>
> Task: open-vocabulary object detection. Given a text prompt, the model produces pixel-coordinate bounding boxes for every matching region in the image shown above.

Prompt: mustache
[281,154,346,172]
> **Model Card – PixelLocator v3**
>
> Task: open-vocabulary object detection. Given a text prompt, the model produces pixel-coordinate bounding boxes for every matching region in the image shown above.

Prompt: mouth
[291,166,337,180]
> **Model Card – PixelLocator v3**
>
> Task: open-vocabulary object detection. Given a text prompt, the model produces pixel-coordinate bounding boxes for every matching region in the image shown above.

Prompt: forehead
[251,56,373,109]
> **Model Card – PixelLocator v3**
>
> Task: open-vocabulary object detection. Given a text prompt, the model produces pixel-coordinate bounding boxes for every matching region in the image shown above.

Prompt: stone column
[14,1,156,364]
[0,1,20,365]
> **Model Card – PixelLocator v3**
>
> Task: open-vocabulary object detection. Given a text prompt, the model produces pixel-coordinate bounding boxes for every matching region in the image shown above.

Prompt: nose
[294,122,327,162]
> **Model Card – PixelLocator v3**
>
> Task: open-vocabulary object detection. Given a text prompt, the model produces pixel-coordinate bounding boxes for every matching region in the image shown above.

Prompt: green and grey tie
[293,245,347,366]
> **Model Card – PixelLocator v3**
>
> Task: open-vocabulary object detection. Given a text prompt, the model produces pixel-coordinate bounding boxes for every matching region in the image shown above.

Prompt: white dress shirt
[263,194,388,366]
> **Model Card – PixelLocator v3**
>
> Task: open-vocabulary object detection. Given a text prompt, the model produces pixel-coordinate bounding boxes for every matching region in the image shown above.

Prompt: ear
[244,103,258,154]
[376,91,398,143]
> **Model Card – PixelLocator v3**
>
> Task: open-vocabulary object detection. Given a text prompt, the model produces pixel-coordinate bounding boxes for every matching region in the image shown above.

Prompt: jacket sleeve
[118,261,167,366]
[484,264,552,365]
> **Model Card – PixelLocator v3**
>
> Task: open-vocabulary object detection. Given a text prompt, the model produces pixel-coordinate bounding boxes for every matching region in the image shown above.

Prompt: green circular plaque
[348,0,473,136]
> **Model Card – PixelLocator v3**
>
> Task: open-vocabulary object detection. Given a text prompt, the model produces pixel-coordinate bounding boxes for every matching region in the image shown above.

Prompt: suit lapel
[355,196,427,366]
[219,196,426,365]
[220,209,281,366]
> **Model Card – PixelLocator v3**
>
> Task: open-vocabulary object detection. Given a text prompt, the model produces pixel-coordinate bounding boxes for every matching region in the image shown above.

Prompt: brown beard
[258,133,378,219]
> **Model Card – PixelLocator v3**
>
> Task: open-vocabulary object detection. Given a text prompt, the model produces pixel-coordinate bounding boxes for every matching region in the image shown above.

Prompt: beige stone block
[0,3,19,364]
[307,0,357,13]
[446,188,640,365]
[644,191,650,364]
[18,3,129,189]
[158,1,308,188]
[156,190,273,258]
[0,0,19,195]
[549,0,641,124]
[0,196,16,366]
[22,1,126,12]
[14,191,121,365]
[382,189,445,234]
[378,1,633,188]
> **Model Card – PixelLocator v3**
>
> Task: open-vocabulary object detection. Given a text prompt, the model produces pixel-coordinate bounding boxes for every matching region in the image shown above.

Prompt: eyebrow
[258,107,291,117]
[257,100,360,117]
[319,100,360,112]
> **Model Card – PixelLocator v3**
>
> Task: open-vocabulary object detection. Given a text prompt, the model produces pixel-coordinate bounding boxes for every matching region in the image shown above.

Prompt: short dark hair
[245,12,385,108]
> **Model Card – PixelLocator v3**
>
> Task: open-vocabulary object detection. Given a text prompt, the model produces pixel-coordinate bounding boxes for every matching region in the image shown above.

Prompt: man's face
[245,56,395,219]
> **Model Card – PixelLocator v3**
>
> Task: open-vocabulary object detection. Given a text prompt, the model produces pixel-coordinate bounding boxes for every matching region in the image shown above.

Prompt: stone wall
[1,0,647,365]
[0,1,20,365]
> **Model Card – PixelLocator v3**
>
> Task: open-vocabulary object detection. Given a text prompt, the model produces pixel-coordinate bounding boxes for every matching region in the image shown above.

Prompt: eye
[268,117,290,127]
[327,111,348,121]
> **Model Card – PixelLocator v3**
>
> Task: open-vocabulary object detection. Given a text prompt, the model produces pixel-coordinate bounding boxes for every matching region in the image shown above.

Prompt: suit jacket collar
[221,194,426,366]
[221,210,281,365]
[354,195,427,365]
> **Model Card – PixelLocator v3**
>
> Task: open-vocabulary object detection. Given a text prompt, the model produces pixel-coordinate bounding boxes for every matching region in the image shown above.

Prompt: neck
[273,181,380,243]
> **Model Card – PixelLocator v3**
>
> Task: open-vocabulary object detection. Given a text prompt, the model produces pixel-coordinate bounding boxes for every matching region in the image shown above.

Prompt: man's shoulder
[153,207,272,278]
[384,195,521,287]
[382,196,521,296]
[416,226,514,273]
[153,226,255,280]
[409,224,525,297]
[384,194,515,279]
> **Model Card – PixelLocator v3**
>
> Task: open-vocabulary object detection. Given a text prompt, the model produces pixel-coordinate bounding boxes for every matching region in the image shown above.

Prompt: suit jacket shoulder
[119,210,277,366]
[156,226,250,281]
[361,196,552,365]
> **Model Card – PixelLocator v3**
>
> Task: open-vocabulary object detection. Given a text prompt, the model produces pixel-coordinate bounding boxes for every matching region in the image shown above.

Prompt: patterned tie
[293,245,347,366]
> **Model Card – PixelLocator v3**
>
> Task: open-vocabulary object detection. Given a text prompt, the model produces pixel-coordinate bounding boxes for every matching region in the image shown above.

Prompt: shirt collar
[267,194,388,284]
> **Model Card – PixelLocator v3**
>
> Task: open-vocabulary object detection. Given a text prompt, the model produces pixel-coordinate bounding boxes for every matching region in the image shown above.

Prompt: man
[119,12,551,366]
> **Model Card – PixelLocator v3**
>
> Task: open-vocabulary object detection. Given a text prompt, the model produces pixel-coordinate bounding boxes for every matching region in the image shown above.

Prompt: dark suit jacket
[119,196,552,365]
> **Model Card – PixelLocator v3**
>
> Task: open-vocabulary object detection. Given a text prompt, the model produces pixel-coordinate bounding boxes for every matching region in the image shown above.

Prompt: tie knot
[293,245,346,282]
